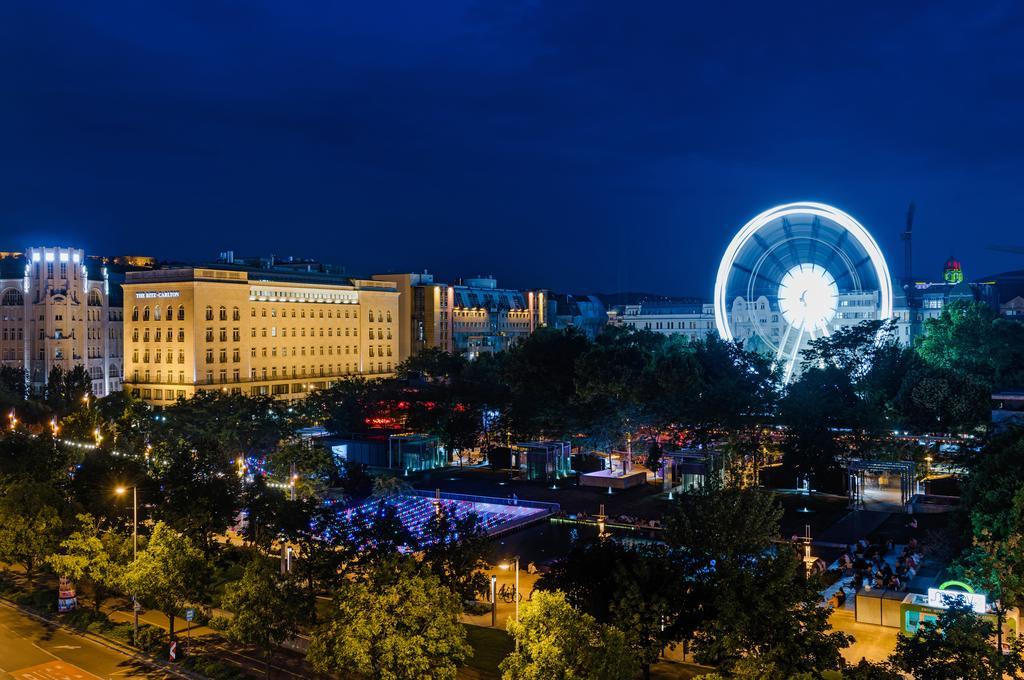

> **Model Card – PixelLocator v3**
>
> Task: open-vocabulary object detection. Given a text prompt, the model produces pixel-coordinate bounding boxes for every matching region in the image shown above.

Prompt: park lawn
[459,623,711,680]
[460,624,514,679]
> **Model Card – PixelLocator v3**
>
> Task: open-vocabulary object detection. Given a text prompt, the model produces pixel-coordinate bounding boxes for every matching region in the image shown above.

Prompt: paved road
[0,603,171,680]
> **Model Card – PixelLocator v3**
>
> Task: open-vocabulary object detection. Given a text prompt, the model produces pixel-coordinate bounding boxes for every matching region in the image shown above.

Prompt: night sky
[2,1,1023,296]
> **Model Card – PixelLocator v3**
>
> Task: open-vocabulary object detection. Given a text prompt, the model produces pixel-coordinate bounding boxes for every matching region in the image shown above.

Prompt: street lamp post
[115,485,139,639]
[499,556,520,649]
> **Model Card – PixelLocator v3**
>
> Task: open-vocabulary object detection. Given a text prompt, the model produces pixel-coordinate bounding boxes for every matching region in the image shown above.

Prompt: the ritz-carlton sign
[135,291,181,299]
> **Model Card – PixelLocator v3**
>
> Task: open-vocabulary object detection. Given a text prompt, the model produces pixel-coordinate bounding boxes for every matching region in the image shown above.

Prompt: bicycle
[498,583,522,603]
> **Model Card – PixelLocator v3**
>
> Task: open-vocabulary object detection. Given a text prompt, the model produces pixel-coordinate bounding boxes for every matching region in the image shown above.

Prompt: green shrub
[60,607,107,630]
[12,587,57,613]
[133,624,167,653]
[185,655,248,680]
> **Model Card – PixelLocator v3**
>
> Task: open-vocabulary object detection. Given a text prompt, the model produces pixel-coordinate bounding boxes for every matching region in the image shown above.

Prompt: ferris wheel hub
[778,263,838,331]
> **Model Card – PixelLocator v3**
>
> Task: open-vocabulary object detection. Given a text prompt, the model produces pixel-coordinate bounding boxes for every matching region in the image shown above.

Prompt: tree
[371,474,412,499]
[123,522,206,641]
[283,498,352,604]
[503,327,590,439]
[337,461,373,501]
[538,540,692,679]
[395,347,466,381]
[0,365,27,409]
[780,365,862,485]
[685,335,777,441]
[691,550,850,674]
[308,562,471,680]
[47,513,132,612]
[239,476,289,550]
[842,659,903,679]
[916,299,1024,390]
[890,600,1023,679]
[664,481,849,674]
[500,590,639,680]
[159,391,295,460]
[152,436,242,550]
[219,558,308,677]
[953,428,1024,663]
[0,480,62,584]
[895,364,990,433]
[421,506,491,603]
[663,480,782,564]
[268,440,337,489]
[573,326,653,452]
[45,364,92,415]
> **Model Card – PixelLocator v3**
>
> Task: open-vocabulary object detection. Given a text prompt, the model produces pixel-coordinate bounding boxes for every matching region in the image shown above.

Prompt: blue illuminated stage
[340,492,557,546]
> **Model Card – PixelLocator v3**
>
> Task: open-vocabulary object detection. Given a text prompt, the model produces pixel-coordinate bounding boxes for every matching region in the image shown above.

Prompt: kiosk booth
[856,579,1019,637]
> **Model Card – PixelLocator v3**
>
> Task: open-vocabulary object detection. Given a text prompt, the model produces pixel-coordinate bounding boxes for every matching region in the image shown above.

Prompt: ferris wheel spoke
[775,322,794,361]
[783,324,805,384]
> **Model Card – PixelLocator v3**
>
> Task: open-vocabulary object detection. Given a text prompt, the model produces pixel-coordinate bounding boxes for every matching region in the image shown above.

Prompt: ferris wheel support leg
[783,325,805,384]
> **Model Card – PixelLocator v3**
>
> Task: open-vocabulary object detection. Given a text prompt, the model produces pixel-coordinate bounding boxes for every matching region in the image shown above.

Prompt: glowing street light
[499,556,520,649]
[115,485,140,638]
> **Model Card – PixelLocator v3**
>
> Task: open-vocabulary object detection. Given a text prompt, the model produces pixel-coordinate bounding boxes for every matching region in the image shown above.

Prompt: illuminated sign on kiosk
[927,580,987,614]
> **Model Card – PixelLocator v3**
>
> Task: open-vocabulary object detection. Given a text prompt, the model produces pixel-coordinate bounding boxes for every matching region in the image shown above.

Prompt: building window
[205,306,213,321]
[143,306,150,321]
[232,307,240,321]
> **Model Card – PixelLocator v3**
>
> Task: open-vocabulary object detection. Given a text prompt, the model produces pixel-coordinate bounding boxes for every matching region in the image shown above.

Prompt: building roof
[633,302,709,315]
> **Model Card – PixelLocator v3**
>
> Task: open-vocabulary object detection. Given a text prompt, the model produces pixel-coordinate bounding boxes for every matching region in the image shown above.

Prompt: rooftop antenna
[901,201,915,287]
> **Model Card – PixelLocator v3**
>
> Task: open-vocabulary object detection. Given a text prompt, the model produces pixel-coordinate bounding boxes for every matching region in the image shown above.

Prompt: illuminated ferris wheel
[714,202,893,383]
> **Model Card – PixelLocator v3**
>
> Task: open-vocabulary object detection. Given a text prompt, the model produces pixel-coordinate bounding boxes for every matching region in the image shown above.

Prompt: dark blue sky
[2,1,1023,295]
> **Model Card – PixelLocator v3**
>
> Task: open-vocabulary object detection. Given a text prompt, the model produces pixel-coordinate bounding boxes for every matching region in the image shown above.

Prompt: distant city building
[546,293,607,339]
[0,247,123,397]
[373,272,547,362]
[616,291,880,349]
[895,257,1000,343]
[614,302,716,341]
[123,265,399,405]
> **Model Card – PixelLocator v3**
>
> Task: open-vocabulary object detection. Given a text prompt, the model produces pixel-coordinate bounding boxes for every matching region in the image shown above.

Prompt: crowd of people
[835,524,926,600]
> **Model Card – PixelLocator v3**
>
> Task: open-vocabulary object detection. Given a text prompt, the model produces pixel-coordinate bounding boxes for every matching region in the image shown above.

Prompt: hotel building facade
[372,272,547,362]
[122,266,399,405]
[0,246,123,397]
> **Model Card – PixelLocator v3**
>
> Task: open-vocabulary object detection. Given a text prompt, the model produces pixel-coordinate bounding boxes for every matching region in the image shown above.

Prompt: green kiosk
[857,580,1019,639]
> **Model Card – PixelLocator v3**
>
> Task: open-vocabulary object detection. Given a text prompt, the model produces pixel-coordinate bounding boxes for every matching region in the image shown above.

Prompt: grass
[458,622,712,680]
[461,624,514,679]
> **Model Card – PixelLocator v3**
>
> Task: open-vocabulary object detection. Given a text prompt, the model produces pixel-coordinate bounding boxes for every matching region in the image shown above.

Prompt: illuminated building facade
[123,266,399,405]
[373,273,547,362]
[0,247,123,397]
[895,257,1000,342]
